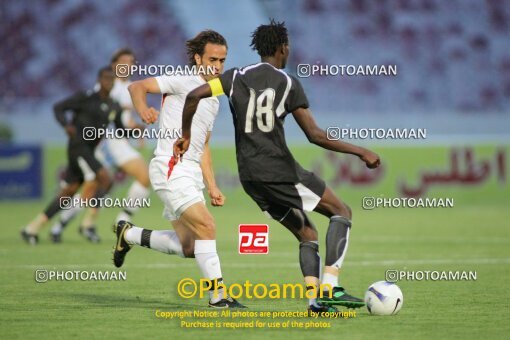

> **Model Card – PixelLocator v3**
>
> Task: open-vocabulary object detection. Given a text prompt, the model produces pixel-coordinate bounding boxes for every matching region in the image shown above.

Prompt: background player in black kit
[173,20,381,313]
[21,67,123,245]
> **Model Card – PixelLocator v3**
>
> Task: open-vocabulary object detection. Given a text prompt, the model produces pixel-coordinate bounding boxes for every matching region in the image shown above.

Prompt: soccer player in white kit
[113,30,245,308]
[50,49,151,243]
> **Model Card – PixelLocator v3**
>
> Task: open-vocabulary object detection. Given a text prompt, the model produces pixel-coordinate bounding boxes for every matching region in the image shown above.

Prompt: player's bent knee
[343,203,352,219]
[196,219,216,239]
[298,227,318,242]
[330,202,350,219]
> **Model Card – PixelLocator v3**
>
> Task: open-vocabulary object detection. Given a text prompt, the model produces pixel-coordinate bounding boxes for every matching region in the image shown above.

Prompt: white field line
[3,257,510,270]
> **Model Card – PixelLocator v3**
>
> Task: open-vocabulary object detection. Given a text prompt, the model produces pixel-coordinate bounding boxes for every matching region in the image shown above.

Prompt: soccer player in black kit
[21,67,123,245]
[172,20,381,313]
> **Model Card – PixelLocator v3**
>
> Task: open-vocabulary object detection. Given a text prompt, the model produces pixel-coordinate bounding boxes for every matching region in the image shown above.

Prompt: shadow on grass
[62,291,206,310]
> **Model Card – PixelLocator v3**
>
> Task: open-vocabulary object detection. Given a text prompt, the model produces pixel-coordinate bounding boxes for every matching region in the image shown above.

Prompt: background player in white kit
[114,30,245,308]
[50,49,151,243]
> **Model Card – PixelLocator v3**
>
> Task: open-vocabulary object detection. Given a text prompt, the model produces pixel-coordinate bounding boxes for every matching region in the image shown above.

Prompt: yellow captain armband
[208,78,224,97]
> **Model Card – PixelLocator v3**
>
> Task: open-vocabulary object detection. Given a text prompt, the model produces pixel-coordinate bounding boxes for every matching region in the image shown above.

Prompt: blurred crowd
[2,0,509,113]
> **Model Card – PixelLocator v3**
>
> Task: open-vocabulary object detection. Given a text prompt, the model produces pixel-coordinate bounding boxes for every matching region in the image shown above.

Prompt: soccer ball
[364,281,403,315]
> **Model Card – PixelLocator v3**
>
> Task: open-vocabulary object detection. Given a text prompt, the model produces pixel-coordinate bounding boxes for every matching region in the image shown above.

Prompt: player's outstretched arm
[173,83,213,159]
[128,78,161,124]
[292,107,381,169]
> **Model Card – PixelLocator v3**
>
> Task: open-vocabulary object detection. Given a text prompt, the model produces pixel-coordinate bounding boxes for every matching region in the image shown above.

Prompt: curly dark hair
[250,19,288,57]
[186,30,228,66]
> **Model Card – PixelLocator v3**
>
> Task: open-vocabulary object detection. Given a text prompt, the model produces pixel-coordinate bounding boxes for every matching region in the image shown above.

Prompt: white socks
[194,240,225,303]
[322,272,338,291]
[124,228,225,303]
[125,226,184,257]
[124,226,142,244]
[149,230,184,256]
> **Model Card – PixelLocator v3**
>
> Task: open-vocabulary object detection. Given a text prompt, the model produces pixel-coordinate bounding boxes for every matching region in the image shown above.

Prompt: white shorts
[95,138,141,168]
[149,156,205,221]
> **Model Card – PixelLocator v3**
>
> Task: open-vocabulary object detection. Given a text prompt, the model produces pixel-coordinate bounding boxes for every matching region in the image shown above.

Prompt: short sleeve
[285,75,309,112]
[155,75,182,94]
[218,68,238,98]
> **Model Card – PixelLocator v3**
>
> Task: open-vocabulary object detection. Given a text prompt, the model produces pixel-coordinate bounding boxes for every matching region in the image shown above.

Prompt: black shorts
[241,167,326,221]
[64,143,103,184]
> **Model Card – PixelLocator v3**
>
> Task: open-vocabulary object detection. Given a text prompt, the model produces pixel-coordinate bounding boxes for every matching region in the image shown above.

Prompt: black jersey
[54,90,123,148]
[218,63,309,182]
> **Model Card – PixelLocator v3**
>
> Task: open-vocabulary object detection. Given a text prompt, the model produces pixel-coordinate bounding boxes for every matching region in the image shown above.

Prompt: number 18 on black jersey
[210,62,310,182]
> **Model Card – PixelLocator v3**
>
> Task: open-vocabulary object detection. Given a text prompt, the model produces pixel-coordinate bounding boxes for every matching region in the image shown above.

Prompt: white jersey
[154,75,219,163]
[94,78,142,167]
[110,78,134,127]
[111,78,133,109]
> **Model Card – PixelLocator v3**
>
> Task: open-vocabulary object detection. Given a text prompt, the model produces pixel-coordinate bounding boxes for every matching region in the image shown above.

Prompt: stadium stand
[262,0,510,112]
[1,0,509,115]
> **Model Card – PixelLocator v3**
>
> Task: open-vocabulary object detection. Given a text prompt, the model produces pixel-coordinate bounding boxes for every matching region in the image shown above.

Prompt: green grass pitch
[1,144,509,339]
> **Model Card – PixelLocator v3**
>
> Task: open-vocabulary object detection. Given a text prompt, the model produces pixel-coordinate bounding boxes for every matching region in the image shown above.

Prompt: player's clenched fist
[361,150,381,169]
[140,107,159,124]
[208,186,226,207]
